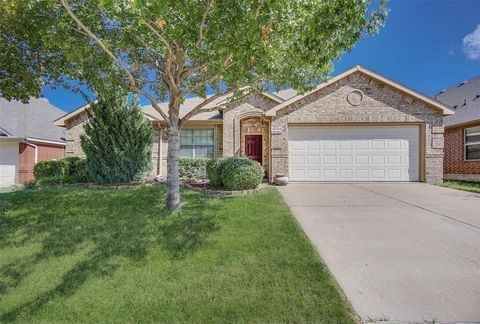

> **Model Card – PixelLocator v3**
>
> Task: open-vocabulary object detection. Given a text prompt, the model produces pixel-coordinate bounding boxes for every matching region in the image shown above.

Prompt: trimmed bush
[179,157,209,180]
[63,156,90,183]
[221,157,264,190]
[33,157,90,186]
[33,160,67,179]
[206,157,227,186]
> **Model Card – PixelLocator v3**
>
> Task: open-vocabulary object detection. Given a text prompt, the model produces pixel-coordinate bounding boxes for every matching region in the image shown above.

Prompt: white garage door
[0,143,19,187]
[289,126,420,182]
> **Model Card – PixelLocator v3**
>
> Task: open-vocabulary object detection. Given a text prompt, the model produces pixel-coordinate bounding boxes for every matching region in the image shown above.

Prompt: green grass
[437,180,480,194]
[0,186,354,323]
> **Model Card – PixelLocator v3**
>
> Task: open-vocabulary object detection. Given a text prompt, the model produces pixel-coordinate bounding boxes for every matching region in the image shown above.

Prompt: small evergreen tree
[81,93,153,184]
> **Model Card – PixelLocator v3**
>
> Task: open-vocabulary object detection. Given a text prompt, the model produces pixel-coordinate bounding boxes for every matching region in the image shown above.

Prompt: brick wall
[65,113,88,157]
[271,72,445,183]
[444,124,480,182]
[18,142,65,183]
[18,143,35,183]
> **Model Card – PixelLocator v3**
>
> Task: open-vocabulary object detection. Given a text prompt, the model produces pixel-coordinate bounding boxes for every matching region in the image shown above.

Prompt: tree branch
[59,0,137,89]
[183,74,222,96]
[179,61,209,82]
[143,19,173,58]
[180,85,242,126]
[181,53,233,95]
[137,89,170,125]
[143,19,179,92]
[196,0,213,48]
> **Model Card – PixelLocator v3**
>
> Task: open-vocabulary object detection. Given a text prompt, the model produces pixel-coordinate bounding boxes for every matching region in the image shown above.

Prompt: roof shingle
[434,75,480,127]
[0,98,66,142]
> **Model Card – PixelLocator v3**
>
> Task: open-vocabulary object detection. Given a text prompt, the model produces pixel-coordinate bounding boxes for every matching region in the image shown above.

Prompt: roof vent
[474,94,480,100]
[453,105,458,109]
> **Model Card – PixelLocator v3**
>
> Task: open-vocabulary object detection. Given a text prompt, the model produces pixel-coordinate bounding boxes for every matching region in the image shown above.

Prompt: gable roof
[0,97,66,143]
[55,90,298,127]
[265,65,455,117]
[434,75,480,127]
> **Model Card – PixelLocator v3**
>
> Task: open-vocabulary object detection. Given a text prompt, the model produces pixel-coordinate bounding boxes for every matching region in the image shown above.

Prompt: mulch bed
[182,180,263,196]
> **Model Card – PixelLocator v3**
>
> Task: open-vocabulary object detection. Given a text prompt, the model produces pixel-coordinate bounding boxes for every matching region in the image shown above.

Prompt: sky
[43,0,480,113]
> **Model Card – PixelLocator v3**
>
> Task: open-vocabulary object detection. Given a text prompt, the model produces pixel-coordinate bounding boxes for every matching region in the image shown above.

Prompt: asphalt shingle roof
[0,98,66,142]
[141,89,298,121]
[434,76,480,127]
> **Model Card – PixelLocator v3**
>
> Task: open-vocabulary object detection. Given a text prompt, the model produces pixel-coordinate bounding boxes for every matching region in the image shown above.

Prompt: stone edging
[182,182,264,197]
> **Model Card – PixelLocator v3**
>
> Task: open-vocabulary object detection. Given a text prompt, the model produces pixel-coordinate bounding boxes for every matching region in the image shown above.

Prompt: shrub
[33,157,90,186]
[206,157,227,186]
[81,93,153,184]
[221,157,264,190]
[179,157,209,180]
[63,156,90,183]
[23,180,38,189]
[33,159,67,179]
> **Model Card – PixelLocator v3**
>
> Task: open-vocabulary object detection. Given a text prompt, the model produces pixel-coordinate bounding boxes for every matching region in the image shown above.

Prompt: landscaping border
[182,181,266,197]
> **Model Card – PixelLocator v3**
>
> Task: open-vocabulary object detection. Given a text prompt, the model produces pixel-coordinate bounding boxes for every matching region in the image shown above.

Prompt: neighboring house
[434,76,480,182]
[55,66,453,183]
[0,98,66,187]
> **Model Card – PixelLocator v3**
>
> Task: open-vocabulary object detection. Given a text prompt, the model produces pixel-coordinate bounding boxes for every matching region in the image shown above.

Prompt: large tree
[0,0,387,209]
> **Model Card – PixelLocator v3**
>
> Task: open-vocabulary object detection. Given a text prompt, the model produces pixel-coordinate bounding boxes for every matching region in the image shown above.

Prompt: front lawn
[437,180,480,194]
[0,186,354,323]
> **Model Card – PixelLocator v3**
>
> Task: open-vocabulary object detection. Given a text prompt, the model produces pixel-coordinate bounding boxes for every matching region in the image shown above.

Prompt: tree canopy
[1,0,387,110]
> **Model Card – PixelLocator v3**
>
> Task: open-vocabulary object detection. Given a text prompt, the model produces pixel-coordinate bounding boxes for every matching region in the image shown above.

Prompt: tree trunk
[165,96,181,210]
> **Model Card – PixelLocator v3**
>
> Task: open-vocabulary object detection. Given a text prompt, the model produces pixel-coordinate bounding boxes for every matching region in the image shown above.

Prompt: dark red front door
[245,135,262,164]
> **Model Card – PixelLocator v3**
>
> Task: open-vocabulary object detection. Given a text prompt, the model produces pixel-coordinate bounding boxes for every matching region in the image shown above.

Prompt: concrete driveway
[278,183,480,323]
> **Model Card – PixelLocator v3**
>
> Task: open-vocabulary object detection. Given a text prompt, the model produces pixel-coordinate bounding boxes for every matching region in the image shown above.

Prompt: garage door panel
[0,143,19,187]
[355,169,369,179]
[355,141,369,150]
[323,155,336,164]
[288,126,419,182]
[323,169,337,179]
[338,155,353,164]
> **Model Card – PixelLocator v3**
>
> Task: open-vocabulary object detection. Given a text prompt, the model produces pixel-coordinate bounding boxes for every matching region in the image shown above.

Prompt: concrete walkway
[278,183,480,323]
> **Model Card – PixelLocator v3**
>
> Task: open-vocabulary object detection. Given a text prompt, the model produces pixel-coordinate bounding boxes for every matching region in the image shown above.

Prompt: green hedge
[207,157,264,190]
[33,159,67,179]
[179,157,209,180]
[63,157,90,183]
[32,157,90,186]
[206,157,227,186]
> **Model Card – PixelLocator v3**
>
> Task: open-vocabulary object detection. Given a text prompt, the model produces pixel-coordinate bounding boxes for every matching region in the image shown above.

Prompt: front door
[245,135,262,164]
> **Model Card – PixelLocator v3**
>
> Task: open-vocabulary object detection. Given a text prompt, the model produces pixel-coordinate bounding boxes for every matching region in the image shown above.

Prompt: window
[465,126,480,160]
[180,129,214,158]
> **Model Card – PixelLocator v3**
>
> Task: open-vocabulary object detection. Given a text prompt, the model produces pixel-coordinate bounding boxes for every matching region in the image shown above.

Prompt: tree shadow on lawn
[0,186,219,321]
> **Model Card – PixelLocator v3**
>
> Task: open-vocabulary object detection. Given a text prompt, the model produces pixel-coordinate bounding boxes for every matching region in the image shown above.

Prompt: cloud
[463,24,480,60]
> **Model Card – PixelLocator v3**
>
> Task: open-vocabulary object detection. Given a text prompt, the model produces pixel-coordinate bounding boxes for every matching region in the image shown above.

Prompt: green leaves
[1,0,387,107]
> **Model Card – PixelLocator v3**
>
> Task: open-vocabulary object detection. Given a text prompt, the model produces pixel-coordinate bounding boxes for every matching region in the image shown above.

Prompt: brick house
[434,76,480,182]
[55,66,453,183]
[0,98,66,186]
